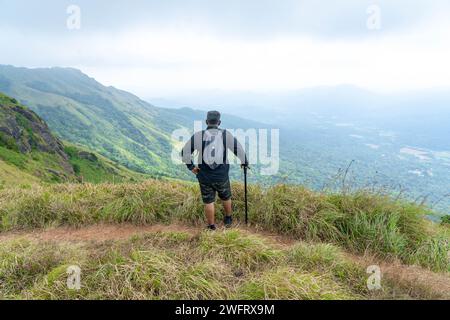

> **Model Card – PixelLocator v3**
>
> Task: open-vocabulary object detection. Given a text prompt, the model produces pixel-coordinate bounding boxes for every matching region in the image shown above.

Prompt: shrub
[441,215,450,225]
[0,133,18,151]
[287,242,368,294]
[199,230,283,271]
[236,267,358,300]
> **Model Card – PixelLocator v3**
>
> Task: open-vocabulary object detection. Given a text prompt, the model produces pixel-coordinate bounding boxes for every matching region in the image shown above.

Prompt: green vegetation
[0,146,73,184]
[0,92,56,154]
[237,267,357,300]
[1,92,147,185]
[0,92,74,184]
[0,160,40,187]
[441,215,450,225]
[0,142,148,186]
[0,132,18,151]
[287,243,369,294]
[64,144,148,184]
[249,185,449,272]
[0,146,28,169]
[0,181,448,273]
[199,230,283,270]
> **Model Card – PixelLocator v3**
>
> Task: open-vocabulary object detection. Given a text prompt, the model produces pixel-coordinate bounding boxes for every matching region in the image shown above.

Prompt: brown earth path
[0,223,296,246]
[0,223,198,243]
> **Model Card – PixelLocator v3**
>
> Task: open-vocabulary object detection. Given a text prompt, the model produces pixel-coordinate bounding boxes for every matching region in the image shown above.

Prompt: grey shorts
[199,180,232,204]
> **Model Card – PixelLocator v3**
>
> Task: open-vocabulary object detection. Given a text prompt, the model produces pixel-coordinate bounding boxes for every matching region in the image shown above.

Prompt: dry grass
[1,179,449,300]
[1,180,448,272]
[1,228,449,300]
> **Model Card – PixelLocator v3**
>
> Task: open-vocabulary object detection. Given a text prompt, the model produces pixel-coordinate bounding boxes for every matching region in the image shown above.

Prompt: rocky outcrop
[77,151,98,162]
[0,93,74,175]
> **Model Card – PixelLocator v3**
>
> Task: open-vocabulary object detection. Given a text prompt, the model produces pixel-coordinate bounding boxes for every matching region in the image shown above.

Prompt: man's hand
[241,163,249,170]
[192,167,201,175]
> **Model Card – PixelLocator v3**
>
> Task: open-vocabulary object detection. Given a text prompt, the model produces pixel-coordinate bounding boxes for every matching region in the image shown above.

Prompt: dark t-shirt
[181,126,247,184]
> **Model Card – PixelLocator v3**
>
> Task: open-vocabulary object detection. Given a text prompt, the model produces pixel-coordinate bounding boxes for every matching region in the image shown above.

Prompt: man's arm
[181,131,202,172]
[225,130,248,166]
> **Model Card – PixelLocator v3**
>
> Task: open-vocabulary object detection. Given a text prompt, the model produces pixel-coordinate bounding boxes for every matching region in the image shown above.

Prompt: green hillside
[0,92,148,185]
[0,160,41,186]
[0,92,74,184]
[63,143,148,184]
[0,65,176,177]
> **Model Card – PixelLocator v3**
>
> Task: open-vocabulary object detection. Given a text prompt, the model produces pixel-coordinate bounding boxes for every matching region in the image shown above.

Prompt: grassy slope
[0,93,147,186]
[0,143,148,186]
[0,93,74,184]
[0,159,40,186]
[63,143,148,184]
[0,91,148,185]
[0,180,448,300]
[0,145,74,184]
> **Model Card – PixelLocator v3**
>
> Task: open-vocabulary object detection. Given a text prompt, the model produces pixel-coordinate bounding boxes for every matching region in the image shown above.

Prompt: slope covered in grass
[0,92,74,183]
[63,144,149,184]
[0,180,448,274]
[0,159,41,187]
[1,92,147,185]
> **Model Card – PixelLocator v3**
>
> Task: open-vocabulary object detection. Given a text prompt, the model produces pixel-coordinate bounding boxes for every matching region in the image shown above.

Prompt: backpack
[202,129,226,170]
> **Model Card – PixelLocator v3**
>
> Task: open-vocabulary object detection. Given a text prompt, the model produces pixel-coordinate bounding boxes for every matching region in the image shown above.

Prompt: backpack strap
[220,129,227,148]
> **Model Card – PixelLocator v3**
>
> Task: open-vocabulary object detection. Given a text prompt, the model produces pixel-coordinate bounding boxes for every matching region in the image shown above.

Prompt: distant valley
[149,87,450,214]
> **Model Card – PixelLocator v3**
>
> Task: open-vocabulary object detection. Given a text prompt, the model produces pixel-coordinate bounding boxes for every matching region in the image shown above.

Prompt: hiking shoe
[206,224,217,231]
[224,216,233,228]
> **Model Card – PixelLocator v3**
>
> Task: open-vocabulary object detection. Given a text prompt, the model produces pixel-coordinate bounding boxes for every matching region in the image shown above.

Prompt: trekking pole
[244,165,248,225]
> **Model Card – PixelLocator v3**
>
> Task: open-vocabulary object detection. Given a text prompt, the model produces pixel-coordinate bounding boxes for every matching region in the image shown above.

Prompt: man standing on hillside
[182,111,248,230]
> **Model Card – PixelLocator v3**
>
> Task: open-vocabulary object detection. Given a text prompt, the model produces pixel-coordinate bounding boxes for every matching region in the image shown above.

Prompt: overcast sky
[1,0,450,96]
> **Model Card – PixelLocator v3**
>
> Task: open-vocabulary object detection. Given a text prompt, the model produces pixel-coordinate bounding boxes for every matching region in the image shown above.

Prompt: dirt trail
[0,223,295,246]
[0,223,199,243]
[380,262,450,298]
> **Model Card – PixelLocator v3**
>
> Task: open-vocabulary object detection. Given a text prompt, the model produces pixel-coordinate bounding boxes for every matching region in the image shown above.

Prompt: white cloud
[79,20,450,95]
[1,2,450,96]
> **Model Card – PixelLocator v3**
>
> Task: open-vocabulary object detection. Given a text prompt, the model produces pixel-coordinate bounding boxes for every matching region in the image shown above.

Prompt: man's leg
[217,180,233,227]
[222,200,233,227]
[205,203,216,226]
[199,182,217,229]
[222,200,232,217]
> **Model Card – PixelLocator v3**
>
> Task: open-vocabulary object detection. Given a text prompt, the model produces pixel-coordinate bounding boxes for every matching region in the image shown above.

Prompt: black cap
[207,111,221,123]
